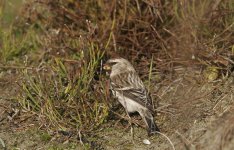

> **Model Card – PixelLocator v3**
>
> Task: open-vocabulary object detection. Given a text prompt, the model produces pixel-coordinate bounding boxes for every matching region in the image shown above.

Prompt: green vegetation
[0,0,40,62]
[0,0,233,148]
[0,26,40,61]
[0,0,23,26]
[39,132,52,142]
[19,48,108,131]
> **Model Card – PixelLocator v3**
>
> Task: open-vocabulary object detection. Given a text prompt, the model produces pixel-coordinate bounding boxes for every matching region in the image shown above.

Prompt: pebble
[143,139,151,145]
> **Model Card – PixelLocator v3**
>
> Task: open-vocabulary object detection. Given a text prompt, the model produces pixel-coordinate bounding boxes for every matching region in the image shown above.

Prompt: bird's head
[103,58,135,76]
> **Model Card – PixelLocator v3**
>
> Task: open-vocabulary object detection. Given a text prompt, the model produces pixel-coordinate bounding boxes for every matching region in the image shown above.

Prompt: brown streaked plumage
[104,58,159,135]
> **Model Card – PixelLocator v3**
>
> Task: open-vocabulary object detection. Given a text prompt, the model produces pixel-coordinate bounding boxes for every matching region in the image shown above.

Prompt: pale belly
[115,91,145,113]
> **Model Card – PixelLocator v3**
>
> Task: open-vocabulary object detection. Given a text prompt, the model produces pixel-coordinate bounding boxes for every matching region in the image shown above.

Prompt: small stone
[143,139,151,145]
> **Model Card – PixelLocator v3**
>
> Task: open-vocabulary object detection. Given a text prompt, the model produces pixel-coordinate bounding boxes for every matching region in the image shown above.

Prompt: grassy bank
[0,0,233,149]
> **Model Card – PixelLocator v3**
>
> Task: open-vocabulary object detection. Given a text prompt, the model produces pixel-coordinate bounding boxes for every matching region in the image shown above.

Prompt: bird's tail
[141,110,160,136]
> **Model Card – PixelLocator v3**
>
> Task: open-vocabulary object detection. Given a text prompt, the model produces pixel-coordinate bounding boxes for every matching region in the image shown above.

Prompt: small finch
[103,58,159,135]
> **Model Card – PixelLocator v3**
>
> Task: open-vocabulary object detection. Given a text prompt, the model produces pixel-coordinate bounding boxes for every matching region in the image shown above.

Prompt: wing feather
[110,71,154,112]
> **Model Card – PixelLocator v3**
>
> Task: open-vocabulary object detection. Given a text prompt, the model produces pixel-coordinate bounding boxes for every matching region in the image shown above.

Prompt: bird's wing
[110,71,154,111]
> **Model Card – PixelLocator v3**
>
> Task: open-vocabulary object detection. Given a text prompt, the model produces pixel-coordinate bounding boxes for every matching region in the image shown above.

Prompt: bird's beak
[103,64,111,71]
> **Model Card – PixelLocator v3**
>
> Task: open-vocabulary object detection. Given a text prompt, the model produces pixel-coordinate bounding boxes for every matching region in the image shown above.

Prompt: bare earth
[0,67,234,150]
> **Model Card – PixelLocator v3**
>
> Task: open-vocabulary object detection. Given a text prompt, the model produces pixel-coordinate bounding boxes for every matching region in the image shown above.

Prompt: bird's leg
[126,112,135,141]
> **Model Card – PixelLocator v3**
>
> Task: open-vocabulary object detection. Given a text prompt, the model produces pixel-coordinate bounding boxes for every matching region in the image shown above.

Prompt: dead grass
[18,47,108,132]
[0,0,234,149]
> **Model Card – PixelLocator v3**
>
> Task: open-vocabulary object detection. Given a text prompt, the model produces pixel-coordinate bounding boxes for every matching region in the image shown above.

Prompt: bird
[103,57,159,136]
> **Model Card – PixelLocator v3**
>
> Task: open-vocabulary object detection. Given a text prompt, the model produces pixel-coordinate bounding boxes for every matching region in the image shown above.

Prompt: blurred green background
[1,0,23,26]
